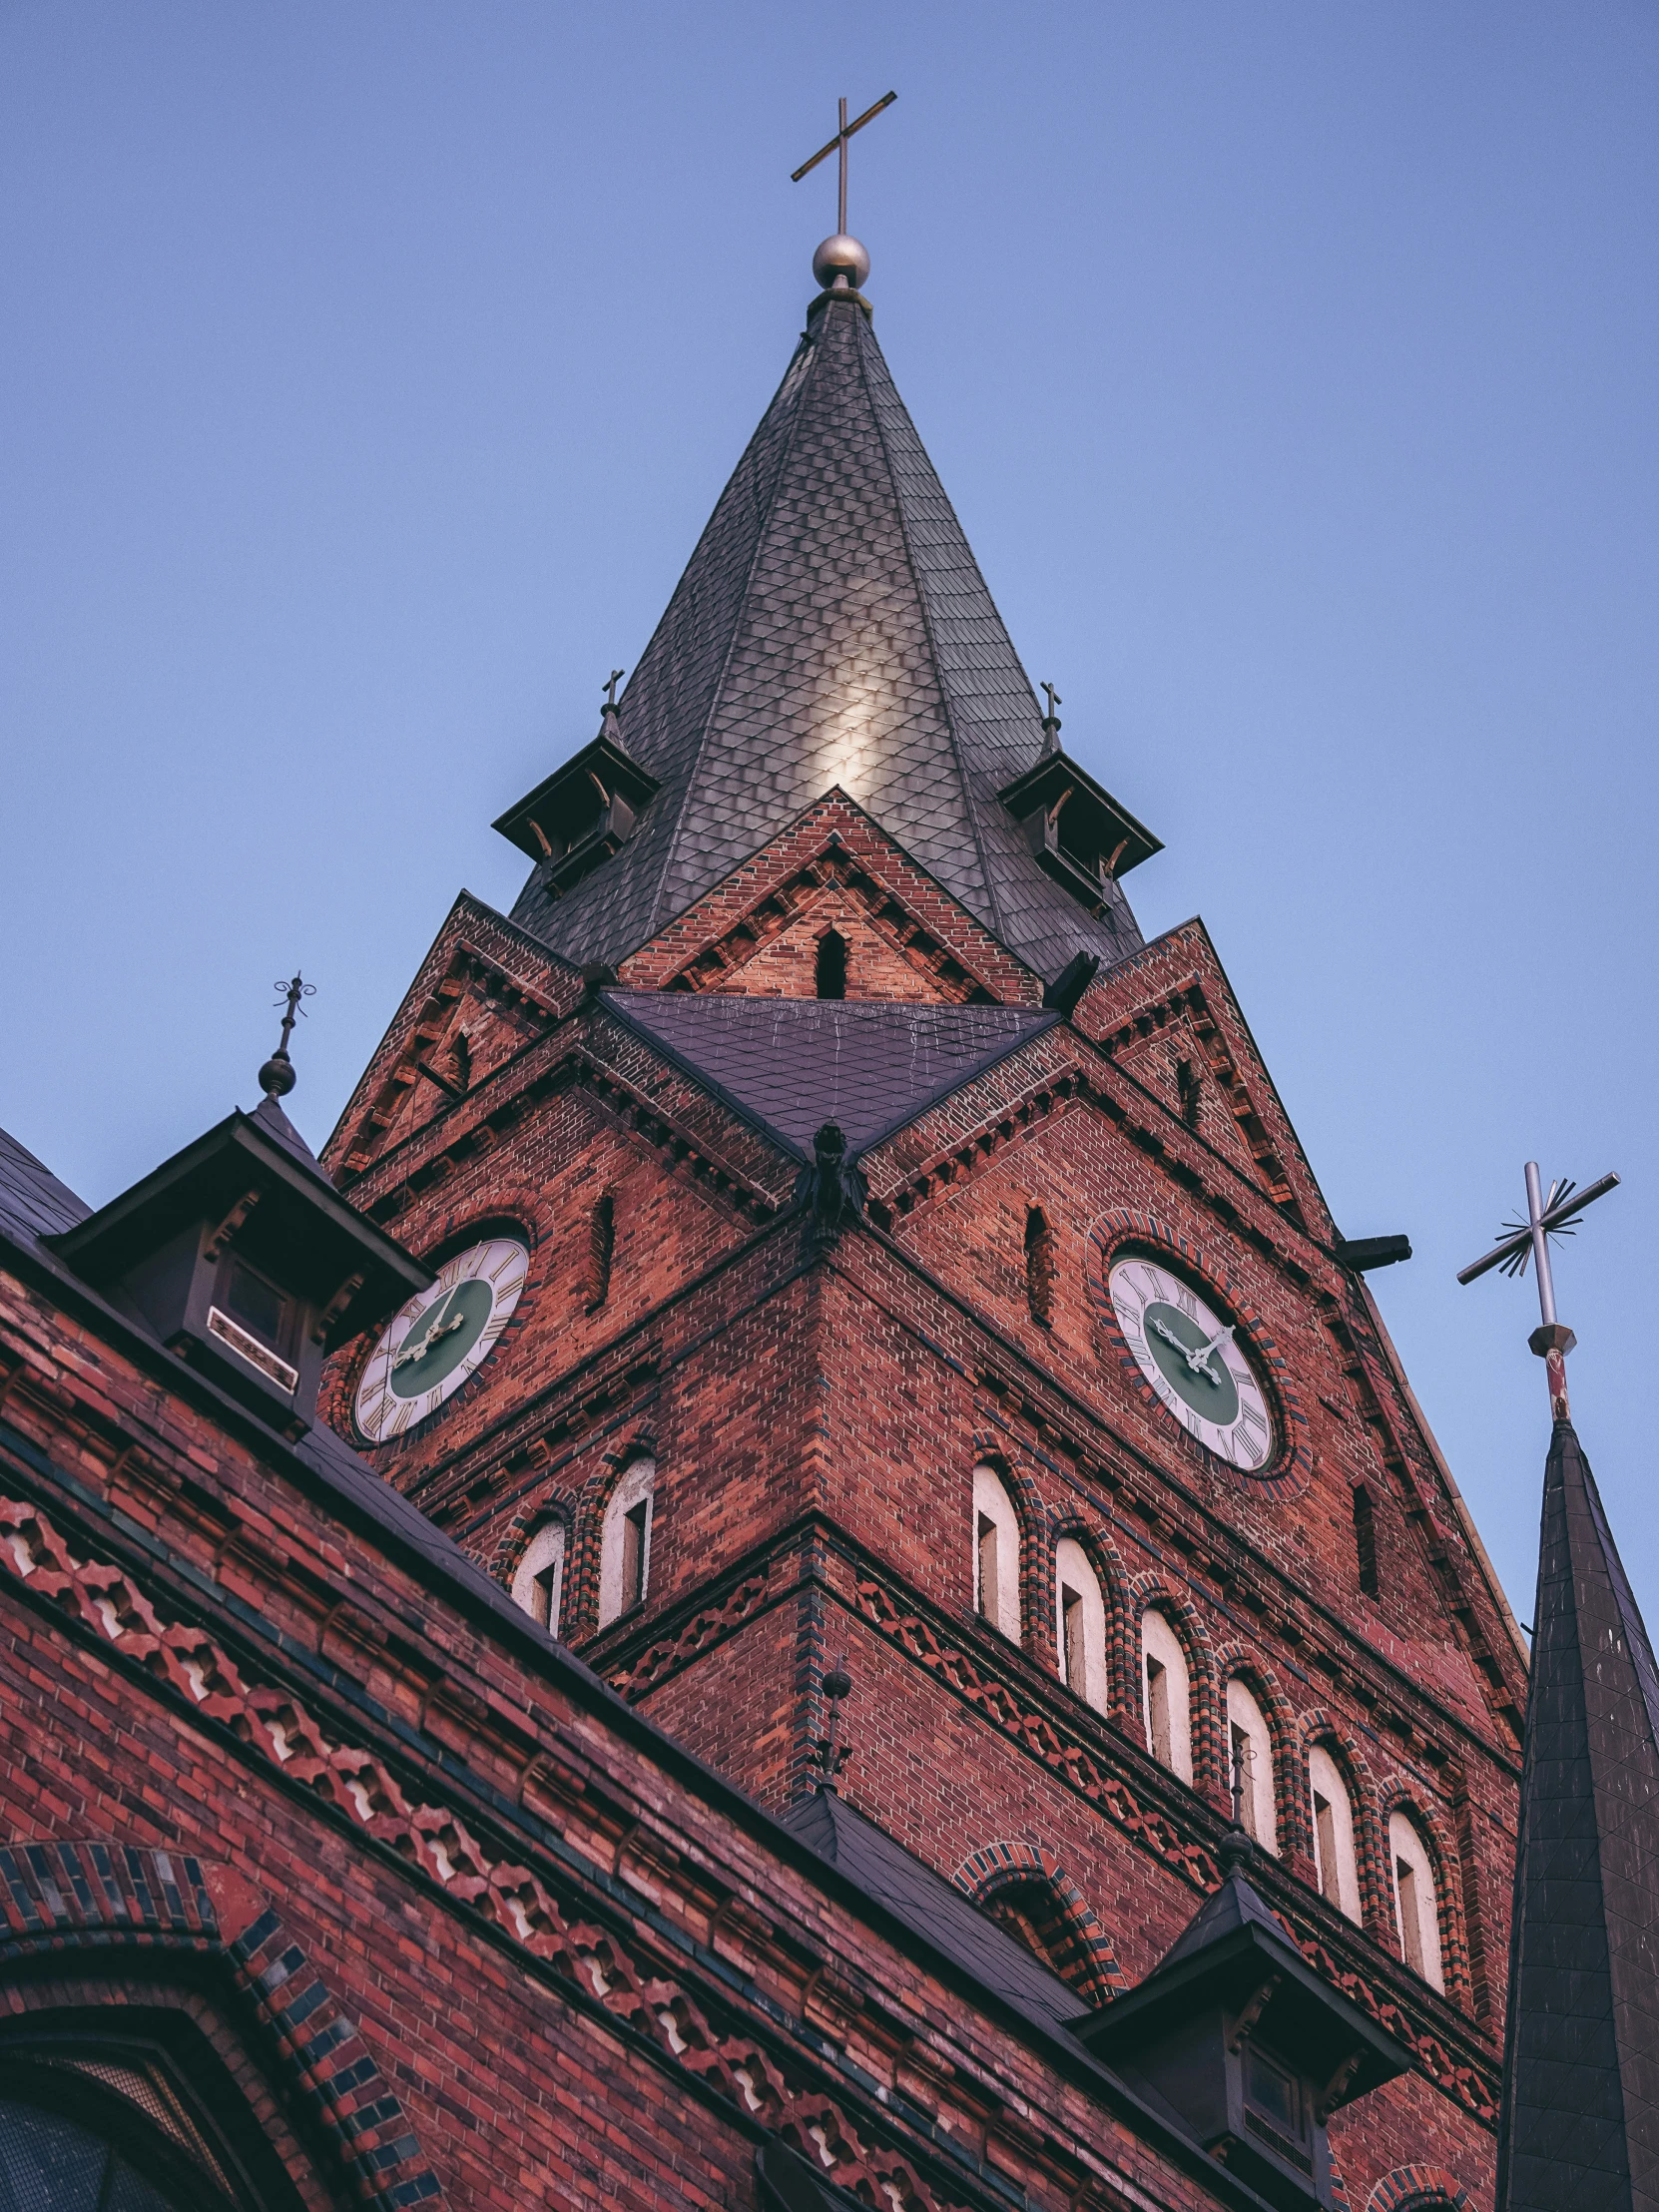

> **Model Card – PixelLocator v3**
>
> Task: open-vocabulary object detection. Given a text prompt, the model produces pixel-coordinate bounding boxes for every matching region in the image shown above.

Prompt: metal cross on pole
[260,973,314,1102]
[791,92,896,238]
[1457,1162,1620,1420]
[602,669,625,711]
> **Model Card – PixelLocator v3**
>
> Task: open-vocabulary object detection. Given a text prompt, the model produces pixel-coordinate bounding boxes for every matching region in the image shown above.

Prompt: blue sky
[1,2,1654,1626]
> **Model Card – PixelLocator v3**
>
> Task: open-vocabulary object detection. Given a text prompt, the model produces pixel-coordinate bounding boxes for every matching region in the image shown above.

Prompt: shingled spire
[506,270,1149,983]
[1496,1418,1659,2211]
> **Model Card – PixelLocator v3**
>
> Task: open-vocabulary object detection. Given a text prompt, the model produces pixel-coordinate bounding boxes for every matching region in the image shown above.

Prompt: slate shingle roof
[1496,1418,1659,2211]
[781,1789,1091,2041]
[510,293,1146,984]
[602,989,1055,1159]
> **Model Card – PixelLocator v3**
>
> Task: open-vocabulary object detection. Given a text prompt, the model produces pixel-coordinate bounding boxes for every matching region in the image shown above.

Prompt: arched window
[599,1458,655,1626]
[815,929,847,999]
[972,1464,1021,1640]
[511,1519,566,1635]
[1024,1207,1055,1327]
[1140,1609,1194,1784]
[1353,1485,1380,1597]
[1226,1679,1278,1853]
[1388,1810,1445,1990]
[1308,1744,1363,1923]
[1054,1538,1107,1711]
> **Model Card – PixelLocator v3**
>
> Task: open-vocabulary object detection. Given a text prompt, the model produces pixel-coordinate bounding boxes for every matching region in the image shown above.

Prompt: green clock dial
[355,1236,528,1442]
[1108,1257,1274,1472]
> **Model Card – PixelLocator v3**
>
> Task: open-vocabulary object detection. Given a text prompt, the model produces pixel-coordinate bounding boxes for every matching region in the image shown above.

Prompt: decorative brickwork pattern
[1363,2164,1470,2210]
[951,1842,1128,2002]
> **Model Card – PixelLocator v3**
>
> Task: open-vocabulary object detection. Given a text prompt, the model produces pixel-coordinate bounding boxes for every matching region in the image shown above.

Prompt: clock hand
[1186,1325,1236,1382]
[1149,1317,1195,1358]
[392,1294,464,1371]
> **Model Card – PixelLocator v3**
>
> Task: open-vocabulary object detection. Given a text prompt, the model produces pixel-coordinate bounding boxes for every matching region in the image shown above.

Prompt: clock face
[1108,1256,1274,1472]
[354,1236,528,1442]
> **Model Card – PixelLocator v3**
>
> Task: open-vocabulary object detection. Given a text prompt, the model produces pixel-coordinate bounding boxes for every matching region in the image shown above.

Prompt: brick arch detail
[1048,1517,1132,1724]
[1298,1709,1387,1935]
[1211,1642,1299,1854]
[491,1497,573,1592]
[1375,1781,1472,2009]
[0,1838,446,2210]
[564,1427,658,1638]
[1364,2164,1470,2211]
[966,1442,1046,1657]
[1124,1568,1221,1796]
[1083,1208,1315,1500]
[951,1842,1127,2003]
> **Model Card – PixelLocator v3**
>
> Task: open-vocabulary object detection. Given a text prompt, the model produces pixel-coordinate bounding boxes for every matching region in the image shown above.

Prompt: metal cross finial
[813,1652,854,1790]
[1457,1161,1620,1420]
[260,972,314,1102]
[791,91,896,238]
[1041,681,1062,723]
[603,669,625,712]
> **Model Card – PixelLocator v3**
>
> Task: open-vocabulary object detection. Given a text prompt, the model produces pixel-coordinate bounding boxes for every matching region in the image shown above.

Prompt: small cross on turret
[260,972,314,1101]
[1457,1161,1620,1419]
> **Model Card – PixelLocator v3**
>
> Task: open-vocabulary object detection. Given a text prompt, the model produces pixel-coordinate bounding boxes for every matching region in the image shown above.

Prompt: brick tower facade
[0,243,1531,2212]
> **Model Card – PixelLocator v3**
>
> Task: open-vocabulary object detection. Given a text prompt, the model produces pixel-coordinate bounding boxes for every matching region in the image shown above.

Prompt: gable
[618,793,1043,1008]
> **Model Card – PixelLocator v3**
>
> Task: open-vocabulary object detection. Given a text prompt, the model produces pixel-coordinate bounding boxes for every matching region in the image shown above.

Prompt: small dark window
[1354,1486,1380,1597]
[1024,1207,1055,1326]
[1061,1586,1085,1689]
[622,1498,649,1611]
[531,1562,560,1629]
[587,1190,616,1311]
[1230,1721,1259,1838]
[223,1259,285,1349]
[976,1512,1000,1626]
[815,929,847,1000]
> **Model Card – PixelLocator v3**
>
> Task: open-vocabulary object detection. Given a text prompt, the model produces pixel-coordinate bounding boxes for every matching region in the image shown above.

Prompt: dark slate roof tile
[602,990,1055,1159]
[510,296,1146,985]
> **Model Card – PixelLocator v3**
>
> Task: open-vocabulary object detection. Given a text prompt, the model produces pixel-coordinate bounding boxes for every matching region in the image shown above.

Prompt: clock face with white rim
[354,1236,528,1443]
[1108,1256,1274,1472]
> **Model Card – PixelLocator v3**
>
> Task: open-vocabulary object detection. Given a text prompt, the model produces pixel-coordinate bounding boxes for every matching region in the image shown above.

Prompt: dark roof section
[783,1789,1091,2041]
[0,1127,92,1245]
[603,989,1056,1160]
[1157,1845,1298,1968]
[1497,1418,1659,2212]
[508,293,1146,984]
[250,1093,334,1184]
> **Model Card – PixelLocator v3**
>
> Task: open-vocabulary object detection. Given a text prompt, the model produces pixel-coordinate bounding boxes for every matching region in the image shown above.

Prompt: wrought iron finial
[794,91,895,290]
[1039,681,1062,755]
[603,668,625,712]
[259,972,314,1101]
[1457,1161,1620,1420]
[812,1652,854,1789]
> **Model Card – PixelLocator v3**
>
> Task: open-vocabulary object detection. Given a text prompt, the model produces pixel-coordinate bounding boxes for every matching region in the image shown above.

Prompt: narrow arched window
[972,1464,1021,1640]
[1226,1679,1278,1853]
[1388,1810,1445,1990]
[511,1520,566,1635]
[1308,1744,1363,1923]
[1353,1485,1380,1597]
[1024,1207,1055,1327]
[599,1458,655,1626]
[1054,1538,1107,1711]
[816,929,847,999]
[1140,1609,1194,1783]
[587,1189,616,1312]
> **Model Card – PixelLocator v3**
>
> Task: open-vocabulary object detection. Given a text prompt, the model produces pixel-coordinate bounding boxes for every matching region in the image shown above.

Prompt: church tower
[320,232,1527,2211]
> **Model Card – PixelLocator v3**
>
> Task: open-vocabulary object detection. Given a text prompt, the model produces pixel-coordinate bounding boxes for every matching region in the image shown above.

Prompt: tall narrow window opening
[1061,1587,1085,1690]
[1024,1207,1055,1327]
[1388,1809,1445,1989]
[816,929,847,1000]
[1146,1658,1172,1768]
[511,1521,566,1638]
[1230,1722,1258,1838]
[1053,1538,1107,1710]
[1226,1678,1278,1854]
[622,1500,649,1612]
[587,1189,616,1311]
[971,1464,1021,1640]
[598,1458,656,1627]
[1140,1608,1194,1782]
[1353,1485,1380,1597]
[1308,1745,1363,1923]
[977,1514,1000,1626]
[1176,1057,1203,1131]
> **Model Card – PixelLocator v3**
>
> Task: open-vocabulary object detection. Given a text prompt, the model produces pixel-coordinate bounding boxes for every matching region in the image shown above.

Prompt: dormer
[493,711,660,898]
[1077,1833,1407,2210]
[997,747,1161,916]
[46,1094,430,1439]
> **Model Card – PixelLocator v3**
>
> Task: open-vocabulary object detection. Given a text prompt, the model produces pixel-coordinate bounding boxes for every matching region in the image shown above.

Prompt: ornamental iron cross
[791,92,896,238]
[1457,1161,1620,1419]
